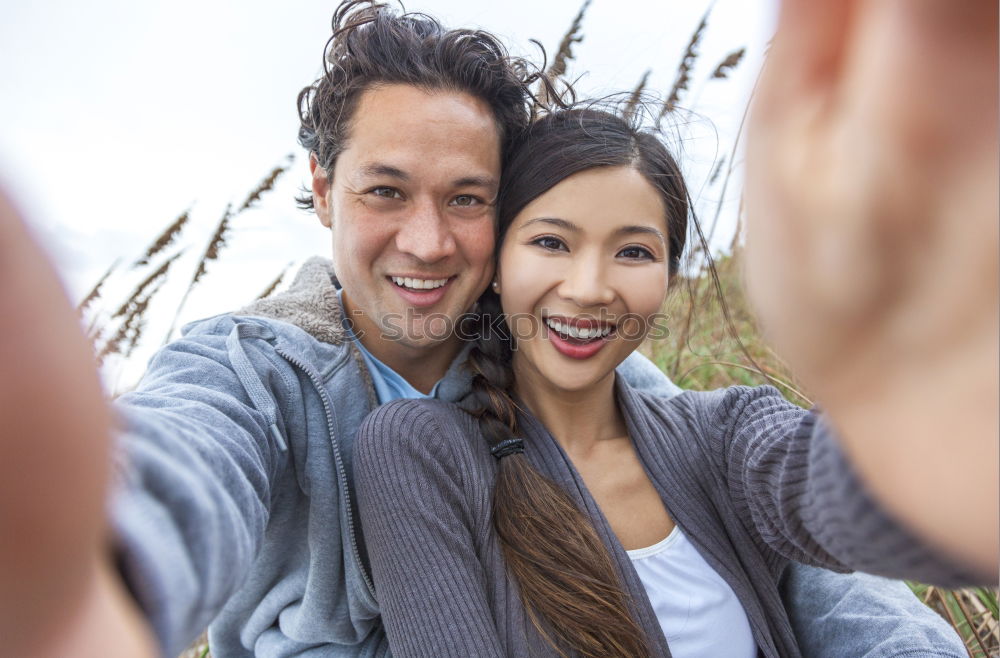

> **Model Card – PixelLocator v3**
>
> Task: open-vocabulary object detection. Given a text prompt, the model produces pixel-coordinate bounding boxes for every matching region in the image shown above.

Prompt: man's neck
[341,290,466,394]
[364,334,464,394]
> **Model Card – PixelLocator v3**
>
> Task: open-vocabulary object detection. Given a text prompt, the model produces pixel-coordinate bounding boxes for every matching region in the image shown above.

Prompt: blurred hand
[745,0,998,575]
[0,189,155,656]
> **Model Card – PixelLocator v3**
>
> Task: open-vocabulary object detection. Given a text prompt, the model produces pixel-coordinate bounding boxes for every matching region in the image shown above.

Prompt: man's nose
[556,254,615,307]
[394,199,457,263]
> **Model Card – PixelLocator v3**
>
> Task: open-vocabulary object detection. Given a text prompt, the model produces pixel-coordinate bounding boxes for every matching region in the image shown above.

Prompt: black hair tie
[491,438,524,460]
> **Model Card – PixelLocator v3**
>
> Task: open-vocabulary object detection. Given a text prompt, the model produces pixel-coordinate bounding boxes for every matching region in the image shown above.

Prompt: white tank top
[626,526,758,658]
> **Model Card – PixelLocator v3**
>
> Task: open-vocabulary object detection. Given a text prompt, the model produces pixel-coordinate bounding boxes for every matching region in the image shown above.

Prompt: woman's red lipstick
[544,318,615,360]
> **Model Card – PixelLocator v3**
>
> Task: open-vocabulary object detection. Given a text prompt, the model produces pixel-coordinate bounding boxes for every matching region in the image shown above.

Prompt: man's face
[311,84,501,355]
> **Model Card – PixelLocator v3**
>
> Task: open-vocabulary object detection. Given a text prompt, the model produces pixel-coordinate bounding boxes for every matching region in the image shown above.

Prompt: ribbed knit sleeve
[354,399,505,658]
[713,386,983,587]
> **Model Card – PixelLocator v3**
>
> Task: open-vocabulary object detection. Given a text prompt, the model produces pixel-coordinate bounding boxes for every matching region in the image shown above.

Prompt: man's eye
[450,194,482,207]
[371,187,402,199]
[532,236,567,252]
[618,245,654,260]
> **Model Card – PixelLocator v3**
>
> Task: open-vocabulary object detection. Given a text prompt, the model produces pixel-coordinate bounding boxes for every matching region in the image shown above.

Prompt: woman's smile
[543,316,617,359]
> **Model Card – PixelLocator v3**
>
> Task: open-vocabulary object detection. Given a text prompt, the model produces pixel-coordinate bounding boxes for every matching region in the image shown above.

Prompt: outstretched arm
[745,0,998,573]
[0,189,157,658]
[708,385,987,585]
[0,187,289,657]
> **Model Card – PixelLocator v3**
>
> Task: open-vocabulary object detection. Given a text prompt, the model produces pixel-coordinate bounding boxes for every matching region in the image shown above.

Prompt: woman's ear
[492,264,502,295]
[310,154,333,229]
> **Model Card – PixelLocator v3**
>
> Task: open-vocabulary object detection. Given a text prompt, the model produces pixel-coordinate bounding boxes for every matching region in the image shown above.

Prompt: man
[0,1,972,656]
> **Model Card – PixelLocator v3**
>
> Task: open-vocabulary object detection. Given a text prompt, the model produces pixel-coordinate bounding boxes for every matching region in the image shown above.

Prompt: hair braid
[464,291,651,658]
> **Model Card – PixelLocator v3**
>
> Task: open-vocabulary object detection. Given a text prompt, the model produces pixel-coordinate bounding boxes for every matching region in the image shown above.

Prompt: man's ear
[310,153,332,229]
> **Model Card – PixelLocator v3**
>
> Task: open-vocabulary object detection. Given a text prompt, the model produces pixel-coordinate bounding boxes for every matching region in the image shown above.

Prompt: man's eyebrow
[613,225,666,242]
[519,217,578,232]
[357,166,496,190]
[359,163,409,180]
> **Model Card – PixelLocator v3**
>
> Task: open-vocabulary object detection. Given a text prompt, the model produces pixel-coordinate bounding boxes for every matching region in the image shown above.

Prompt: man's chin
[376,316,462,349]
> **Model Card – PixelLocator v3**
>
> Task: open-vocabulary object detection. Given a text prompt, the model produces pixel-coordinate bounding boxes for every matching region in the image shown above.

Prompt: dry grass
[238,155,295,213]
[711,47,745,79]
[133,210,189,268]
[646,250,809,403]
[661,8,709,119]
[535,0,591,108]
[76,258,119,315]
[112,250,185,319]
[545,0,590,82]
[623,69,652,123]
[97,280,162,365]
[256,262,293,300]
[162,158,294,344]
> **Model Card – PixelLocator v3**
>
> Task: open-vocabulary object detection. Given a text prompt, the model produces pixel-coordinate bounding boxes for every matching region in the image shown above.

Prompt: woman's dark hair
[296,0,552,210]
[466,108,690,657]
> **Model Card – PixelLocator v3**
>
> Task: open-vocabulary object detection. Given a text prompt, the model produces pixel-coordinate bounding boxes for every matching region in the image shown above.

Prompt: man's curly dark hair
[296,0,552,210]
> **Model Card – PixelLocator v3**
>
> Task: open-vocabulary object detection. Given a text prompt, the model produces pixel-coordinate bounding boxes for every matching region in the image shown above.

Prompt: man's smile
[386,274,458,308]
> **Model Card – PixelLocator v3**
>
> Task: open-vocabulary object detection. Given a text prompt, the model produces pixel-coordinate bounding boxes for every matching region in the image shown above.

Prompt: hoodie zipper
[275,345,376,598]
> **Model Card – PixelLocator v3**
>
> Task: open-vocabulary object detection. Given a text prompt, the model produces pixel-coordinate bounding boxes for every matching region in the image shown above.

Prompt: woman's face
[497,165,671,393]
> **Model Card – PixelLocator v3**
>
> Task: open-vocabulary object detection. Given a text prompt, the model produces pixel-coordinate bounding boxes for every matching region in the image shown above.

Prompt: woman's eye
[532,236,567,252]
[618,245,654,260]
[450,194,482,207]
[371,187,402,199]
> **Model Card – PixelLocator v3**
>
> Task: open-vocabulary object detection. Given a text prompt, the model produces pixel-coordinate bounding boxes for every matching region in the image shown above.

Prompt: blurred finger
[0,187,114,648]
[755,0,858,117]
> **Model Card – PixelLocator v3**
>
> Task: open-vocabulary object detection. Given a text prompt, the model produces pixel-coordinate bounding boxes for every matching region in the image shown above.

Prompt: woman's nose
[556,254,615,307]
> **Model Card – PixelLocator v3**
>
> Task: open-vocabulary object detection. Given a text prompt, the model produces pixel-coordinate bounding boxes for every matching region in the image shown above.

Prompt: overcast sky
[0,0,776,387]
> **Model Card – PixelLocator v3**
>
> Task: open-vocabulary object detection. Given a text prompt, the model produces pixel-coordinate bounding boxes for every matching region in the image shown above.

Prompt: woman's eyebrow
[613,225,666,242]
[519,217,578,232]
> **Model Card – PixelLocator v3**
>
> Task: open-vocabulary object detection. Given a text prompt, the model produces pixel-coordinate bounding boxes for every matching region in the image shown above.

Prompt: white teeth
[391,276,449,290]
[545,318,613,340]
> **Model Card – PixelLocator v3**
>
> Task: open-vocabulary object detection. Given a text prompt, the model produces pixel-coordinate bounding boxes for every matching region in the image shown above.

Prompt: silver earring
[491,280,500,292]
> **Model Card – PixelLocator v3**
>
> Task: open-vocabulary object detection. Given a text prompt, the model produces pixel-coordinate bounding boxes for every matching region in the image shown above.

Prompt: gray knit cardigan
[354,378,978,658]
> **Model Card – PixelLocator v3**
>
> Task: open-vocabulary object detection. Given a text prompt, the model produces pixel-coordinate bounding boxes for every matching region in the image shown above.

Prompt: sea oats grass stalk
[160,203,233,345]
[238,154,295,213]
[163,158,295,344]
[112,250,185,320]
[534,0,591,109]
[76,258,119,315]
[711,47,745,79]
[623,69,652,123]
[133,209,190,268]
[256,262,294,300]
[96,280,163,366]
[545,0,590,82]
[660,8,709,119]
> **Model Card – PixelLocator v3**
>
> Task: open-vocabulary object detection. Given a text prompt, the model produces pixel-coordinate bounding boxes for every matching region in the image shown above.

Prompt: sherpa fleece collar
[238,257,347,346]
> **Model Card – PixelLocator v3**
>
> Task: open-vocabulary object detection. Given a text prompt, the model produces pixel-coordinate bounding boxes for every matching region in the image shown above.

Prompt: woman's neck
[512,355,628,455]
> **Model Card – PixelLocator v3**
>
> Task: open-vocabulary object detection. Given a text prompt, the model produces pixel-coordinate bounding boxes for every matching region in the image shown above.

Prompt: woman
[353,108,986,658]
